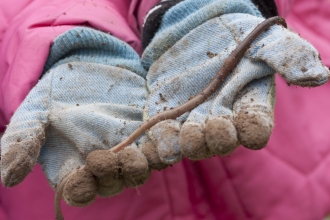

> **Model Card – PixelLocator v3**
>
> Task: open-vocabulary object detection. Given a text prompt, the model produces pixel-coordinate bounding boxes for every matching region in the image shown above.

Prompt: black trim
[251,0,278,18]
[142,0,183,49]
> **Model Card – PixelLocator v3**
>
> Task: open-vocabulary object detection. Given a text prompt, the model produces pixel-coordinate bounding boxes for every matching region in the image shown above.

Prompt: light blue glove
[141,0,330,163]
[0,27,159,206]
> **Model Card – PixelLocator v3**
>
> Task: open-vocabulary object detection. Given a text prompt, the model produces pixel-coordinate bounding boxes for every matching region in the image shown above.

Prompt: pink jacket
[1,0,330,219]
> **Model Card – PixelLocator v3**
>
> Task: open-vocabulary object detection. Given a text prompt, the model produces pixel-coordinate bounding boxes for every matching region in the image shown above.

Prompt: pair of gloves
[1,0,329,207]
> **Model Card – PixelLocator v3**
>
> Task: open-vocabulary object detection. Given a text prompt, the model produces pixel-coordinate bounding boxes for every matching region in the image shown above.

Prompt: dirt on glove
[234,110,274,150]
[180,122,214,160]
[2,138,42,187]
[141,140,168,170]
[205,116,238,155]
[117,146,150,188]
[86,150,119,178]
[150,120,183,164]
[63,167,97,206]
[96,176,125,197]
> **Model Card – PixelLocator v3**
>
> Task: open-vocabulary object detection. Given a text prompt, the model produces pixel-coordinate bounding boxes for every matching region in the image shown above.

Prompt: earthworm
[55,16,287,220]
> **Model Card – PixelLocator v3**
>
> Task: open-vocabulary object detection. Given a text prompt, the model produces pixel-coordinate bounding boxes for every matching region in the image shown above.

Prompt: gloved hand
[0,27,164,206]
[141,0,330,163]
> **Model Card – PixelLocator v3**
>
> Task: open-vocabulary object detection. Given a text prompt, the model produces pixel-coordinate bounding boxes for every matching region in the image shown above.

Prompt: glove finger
[179,102,214,160]
[1,72,51,187]
[233,75,275,150]
[221,14,330,87]
[206,56,275,155]
[62,167,97,207]
[205,115,238,156]
[254,26,329,87]
[149,120,183,164]
[180,122,212,160]
[117,144,150,188]
[139,136,168,170]
[86,150,119,179]
[96,176,125,197]
[85,149,125,197]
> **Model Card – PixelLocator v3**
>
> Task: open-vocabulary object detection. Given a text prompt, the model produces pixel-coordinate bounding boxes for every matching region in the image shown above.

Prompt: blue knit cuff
[44,27,147,78]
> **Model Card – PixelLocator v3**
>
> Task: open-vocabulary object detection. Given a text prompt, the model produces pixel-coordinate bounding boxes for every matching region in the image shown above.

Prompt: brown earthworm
[55,16,287,220]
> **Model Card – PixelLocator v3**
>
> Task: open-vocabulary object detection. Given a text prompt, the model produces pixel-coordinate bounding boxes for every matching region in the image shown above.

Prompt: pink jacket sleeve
[1,1,330,220]
[0,0,160,133]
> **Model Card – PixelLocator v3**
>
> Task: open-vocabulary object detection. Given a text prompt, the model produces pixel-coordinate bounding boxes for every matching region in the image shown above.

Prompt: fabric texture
[0,0,158,133]
[142,0,262,69]
[1,27,148,189]
[141,3,328,163]
[141,0,278,48]
[1,0,330,220]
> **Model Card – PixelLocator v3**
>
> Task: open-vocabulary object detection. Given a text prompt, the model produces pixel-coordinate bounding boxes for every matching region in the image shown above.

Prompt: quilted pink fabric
[0,0,330,219]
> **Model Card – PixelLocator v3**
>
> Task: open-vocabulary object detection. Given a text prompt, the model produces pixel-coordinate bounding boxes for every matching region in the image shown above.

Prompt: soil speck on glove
[207,51,218,58]
[119,128,124,135]
[159,93,167,102]
[301,67,308,72]
[68,63,73,70]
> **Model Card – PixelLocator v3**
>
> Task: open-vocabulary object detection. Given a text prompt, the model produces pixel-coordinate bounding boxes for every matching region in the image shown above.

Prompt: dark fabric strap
[142,0,183,49]
[251,0,278,18]
[142,0,278,49]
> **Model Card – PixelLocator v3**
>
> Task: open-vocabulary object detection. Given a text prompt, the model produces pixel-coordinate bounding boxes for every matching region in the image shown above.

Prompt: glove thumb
[1,73,51,187]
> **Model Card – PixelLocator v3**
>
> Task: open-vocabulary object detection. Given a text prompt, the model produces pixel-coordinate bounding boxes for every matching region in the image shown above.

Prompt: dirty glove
[141,0,330,163]
[0,27,157,206]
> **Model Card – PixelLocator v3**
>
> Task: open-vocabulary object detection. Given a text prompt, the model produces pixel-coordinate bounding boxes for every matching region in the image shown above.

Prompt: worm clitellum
[55,16,287,220]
